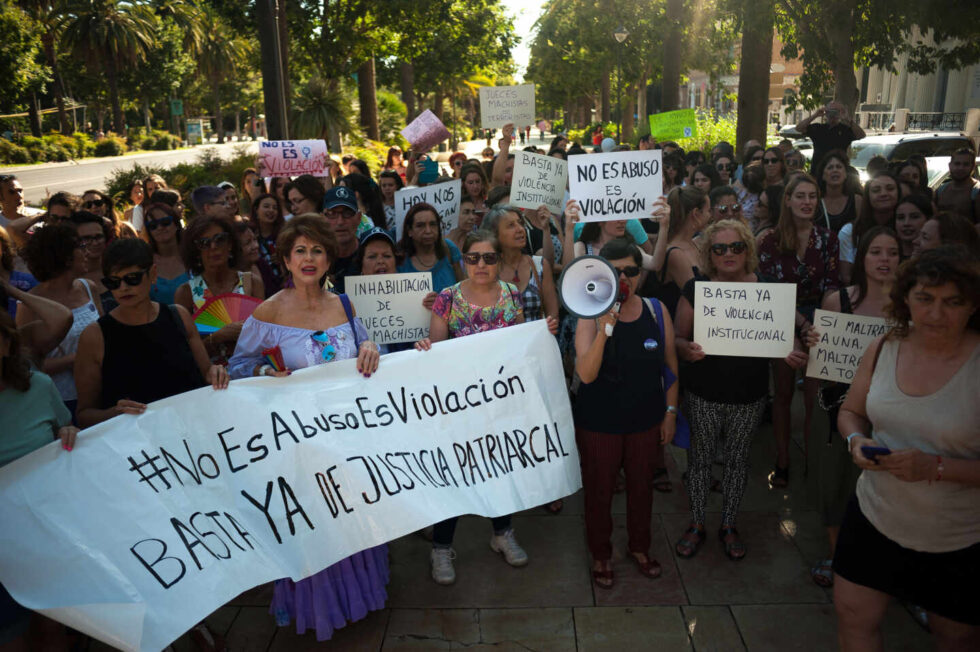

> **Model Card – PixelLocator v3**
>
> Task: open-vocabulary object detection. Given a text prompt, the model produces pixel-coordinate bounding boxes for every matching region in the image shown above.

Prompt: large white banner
[0,322,578,652]
[569,150,663,222]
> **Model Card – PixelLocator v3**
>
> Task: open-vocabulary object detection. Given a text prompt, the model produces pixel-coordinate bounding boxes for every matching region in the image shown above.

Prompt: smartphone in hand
[861,446,891,463]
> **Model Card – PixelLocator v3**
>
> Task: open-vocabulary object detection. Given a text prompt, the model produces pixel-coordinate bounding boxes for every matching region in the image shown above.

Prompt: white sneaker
[490,529,529,567]
[430,547,457,584]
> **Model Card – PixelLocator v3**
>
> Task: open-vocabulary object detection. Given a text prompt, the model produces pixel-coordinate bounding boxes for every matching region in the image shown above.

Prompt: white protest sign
[806,309,887,383]
[511,150,568,215]
[347,273,433,344]
[394,179,461,238]
[569,150,663,222]
[0,322,577,652]
[693,281,796,357]
[479,84,536,129]
[257,139,328,177]
[400,109,451,152]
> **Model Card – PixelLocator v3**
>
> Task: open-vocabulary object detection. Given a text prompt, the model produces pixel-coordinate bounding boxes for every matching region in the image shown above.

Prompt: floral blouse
[431,280,523,338]
[757,225,840,307]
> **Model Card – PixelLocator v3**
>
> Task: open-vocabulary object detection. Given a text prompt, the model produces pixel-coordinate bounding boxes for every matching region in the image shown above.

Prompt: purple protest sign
[400,110,450,152]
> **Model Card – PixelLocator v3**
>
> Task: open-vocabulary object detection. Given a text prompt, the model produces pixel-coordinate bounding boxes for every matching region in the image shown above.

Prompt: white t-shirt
[838,222,856,264]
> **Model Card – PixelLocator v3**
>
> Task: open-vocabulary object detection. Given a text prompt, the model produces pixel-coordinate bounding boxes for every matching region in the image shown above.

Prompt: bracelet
[258,364,272,377]
[666,405,678,415]
[935,455,944,482]
[846,432,861,451]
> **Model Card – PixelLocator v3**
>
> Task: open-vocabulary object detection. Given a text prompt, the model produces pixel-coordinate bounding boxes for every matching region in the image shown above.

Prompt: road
[6,140,259,206]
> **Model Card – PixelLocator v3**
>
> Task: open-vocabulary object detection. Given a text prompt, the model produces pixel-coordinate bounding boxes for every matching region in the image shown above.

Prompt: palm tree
[292,76,356,151]
[57,0,157,134]
[23,0,73,134]
[197,9,251,143]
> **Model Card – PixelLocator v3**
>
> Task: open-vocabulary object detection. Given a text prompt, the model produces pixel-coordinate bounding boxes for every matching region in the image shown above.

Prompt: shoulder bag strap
[339,294,362,350]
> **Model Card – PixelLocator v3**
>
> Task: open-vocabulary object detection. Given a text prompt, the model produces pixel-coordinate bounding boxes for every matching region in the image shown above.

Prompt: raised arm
[4,277,72,359]
[491,124,514,187]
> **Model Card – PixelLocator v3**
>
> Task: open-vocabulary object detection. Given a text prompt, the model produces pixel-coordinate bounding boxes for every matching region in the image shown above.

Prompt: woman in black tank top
[574,238,679,589]
[74,239,228,428]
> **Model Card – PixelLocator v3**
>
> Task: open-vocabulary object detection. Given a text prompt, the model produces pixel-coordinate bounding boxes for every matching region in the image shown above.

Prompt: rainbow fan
[193,293,262,334]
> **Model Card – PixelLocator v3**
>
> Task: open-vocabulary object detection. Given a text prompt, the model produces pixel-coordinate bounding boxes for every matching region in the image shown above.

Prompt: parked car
[849,133,974,183]
[924,156,980,190]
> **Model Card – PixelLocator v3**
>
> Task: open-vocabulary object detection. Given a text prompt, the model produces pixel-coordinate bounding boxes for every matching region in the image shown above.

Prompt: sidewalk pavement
[87,394,930,651]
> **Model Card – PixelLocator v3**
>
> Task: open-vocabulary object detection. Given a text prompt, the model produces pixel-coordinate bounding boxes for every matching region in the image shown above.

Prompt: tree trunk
[735,0,774,154]
[213,83,224,143]
[257,0,288,139]
[105,54,125,134]
[357,57,380,140]
[400,61,416,121]
[827,18,859,113]
[637,72,648,134]
[600,66,611,123]
[662,0,683,111]
[433,91,445,124]
[41,32,70,134]
[143,101,152,134]
[28,92,42,137]
[622,86,636,142]
[277,0,290,103]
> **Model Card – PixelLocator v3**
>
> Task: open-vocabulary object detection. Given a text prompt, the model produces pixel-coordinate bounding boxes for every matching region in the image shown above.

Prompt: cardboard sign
[400,110,450,152]
[693,281,797,357]
[479,84,536,129]
[346,273,433,344]
[648,109,698,141]
[0,322,577,652]
[394,179,461,238]
[257,139,329,177]
[569,150,663,222]
[510,150,568,214]
[806,309,888,383]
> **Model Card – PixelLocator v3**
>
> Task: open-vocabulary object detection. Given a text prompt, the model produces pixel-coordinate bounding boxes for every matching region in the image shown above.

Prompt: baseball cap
[358,226,395,248]
[322,186,358,212]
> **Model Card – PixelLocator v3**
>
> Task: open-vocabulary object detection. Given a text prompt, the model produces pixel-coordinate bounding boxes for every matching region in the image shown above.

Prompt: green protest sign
[648,108,697,140]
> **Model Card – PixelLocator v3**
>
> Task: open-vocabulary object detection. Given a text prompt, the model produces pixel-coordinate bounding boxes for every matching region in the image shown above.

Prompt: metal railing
[906,112,965,131]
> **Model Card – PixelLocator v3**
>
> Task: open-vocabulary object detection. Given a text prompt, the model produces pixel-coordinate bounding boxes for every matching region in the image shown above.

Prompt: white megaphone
[558,255,625,336]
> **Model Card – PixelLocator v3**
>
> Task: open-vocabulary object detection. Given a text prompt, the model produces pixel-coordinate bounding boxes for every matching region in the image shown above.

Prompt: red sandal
[629,553,662,579]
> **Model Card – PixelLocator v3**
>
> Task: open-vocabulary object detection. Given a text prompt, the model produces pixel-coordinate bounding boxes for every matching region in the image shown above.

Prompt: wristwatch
[666,405,679,415]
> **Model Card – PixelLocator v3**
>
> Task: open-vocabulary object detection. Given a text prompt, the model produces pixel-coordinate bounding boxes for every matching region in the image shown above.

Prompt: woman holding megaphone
[573,237,679,589]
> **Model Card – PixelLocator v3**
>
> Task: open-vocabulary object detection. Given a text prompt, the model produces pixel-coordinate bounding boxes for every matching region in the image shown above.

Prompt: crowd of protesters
[1,100,978,651]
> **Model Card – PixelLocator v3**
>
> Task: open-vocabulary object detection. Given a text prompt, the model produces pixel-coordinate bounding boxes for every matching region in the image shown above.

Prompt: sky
[502,0,546,81]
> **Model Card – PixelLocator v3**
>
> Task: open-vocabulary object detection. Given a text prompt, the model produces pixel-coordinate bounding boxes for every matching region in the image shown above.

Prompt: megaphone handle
[604,301,622,337]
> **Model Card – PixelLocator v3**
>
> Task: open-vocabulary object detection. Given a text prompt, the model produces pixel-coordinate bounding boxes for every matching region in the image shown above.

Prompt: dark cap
[322,186,358,212]
[358,226,395,248]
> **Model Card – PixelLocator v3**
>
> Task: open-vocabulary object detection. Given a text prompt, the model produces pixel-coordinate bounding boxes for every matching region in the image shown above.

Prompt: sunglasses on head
[614,265,641,278]
[102,269,149,290]
[195,232,231,250]
[716,204,741,214]
[462,252,499,265]
[710,241,747,255]
[83,199,105,208]
[146,216,174,231]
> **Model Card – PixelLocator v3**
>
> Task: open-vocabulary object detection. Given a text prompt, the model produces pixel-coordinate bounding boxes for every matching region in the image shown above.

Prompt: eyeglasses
[83,199,105,208]
[710,241,748,256]
[325,207,357,219]
[78,234,106,247]
[462,252,499,265]
[195,232,231,250]
[146,216,174,231]
[614,265,641,278]
[762,158,781,165]
[207,199,231,207]
[102,269,149,290]
[716,163,735,171]
[715,204,742,214]
[311,331,336,361]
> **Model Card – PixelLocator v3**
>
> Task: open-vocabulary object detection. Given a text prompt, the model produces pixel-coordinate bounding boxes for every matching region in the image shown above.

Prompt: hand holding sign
[511,150,568,215]
[480,85,536,129]
[258,140,329,177]
[569,150,663,222]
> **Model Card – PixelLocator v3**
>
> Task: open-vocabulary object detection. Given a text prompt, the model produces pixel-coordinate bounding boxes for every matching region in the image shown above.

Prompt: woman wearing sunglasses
[74,238,227,428]
[143,203,188,305]
[175,217,264,364]
[574,237,678,589]
[673,219,809,561]
[713,153,736,186]
[414,230,531,586]
[761,147,788,187]
[227,215,384,642]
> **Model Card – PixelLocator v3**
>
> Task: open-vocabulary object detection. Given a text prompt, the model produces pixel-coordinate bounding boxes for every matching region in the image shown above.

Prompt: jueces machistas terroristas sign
[569,150,663,222]
[479,84,536,129]
[0,322,578,652]
[693,281,797,357]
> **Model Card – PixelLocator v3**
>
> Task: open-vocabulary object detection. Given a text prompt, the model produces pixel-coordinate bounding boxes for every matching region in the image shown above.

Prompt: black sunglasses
[710,241,748,255]
[462,252,499,265]
[195,232,231,250]
[762,157,781,165]
[102,269,149,290]
[716,163,735,171]
[83,199,105,208]
[614,265,641,278]
[146,216,174,231]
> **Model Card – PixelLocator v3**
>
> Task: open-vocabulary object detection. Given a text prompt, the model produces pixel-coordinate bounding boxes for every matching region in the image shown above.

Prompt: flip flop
[591,565,614,589]
[629,553,663,579]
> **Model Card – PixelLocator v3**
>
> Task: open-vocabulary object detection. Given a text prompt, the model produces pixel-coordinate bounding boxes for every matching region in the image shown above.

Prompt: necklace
[415,253,437,269]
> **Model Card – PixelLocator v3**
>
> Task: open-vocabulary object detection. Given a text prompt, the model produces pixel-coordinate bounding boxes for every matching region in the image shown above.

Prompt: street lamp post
[613,25,629,143]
